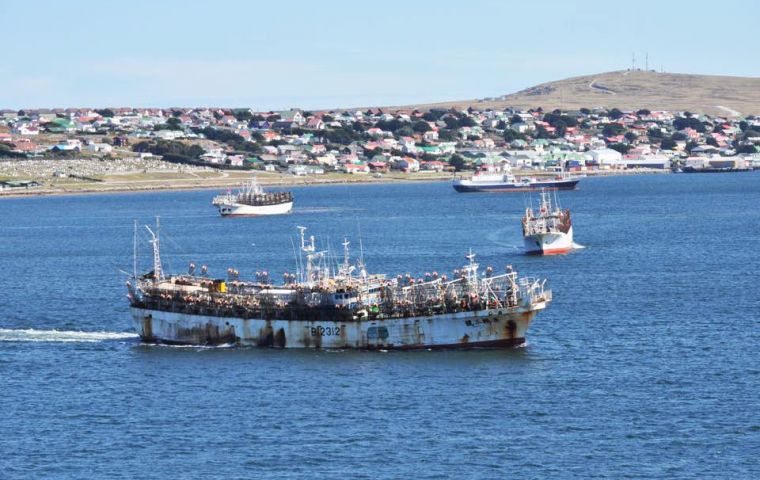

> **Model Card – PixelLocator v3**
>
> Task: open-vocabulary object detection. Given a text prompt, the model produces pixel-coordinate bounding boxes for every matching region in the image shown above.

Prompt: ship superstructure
[212,177,293,216]
[126,224,552,349]
[522,189,573,255]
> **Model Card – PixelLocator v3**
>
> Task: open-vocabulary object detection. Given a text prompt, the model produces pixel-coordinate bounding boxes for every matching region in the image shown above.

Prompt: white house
[288,165,324,176]
[200,148,226,164]
[153,130,185,140]
[588,148,622,165]
[397,157,420,172]
[52,139,83,151]
[423,130,439,141]
[14,124,40,135]
[86,143,113,153]
[227,154,245,167]
[315,153,338,166]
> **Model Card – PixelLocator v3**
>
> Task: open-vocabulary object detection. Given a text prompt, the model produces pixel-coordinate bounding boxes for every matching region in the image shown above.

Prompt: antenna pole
[133,220,138,280]
[144,216,164,283]
[290,236,300,282]
[342,238,350,272]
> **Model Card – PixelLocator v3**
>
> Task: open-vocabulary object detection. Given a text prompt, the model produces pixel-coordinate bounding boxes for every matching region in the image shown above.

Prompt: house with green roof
[419,145,442,156]
[45,118,75,133]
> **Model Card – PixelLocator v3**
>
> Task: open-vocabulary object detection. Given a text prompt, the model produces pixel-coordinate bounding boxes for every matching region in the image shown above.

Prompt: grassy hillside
[410,70,760,116]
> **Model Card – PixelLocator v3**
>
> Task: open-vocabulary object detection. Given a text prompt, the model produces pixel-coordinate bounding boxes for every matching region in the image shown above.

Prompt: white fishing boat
[212,177,293,216]
[522,189,574,255]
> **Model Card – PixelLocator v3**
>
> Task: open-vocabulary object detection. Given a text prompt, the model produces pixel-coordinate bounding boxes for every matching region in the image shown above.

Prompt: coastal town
[1,104,759,193]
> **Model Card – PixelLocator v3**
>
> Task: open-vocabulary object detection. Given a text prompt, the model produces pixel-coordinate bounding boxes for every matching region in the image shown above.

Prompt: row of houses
[2,104,759,173]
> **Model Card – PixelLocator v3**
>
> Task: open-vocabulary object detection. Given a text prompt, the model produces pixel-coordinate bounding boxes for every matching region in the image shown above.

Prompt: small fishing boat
[522,189,573,255]
[212,177,293,216]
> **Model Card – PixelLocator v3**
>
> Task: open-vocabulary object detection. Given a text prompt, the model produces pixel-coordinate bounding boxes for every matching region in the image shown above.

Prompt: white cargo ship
[212,177,293,216]
[522,189,573,255]
[453,168,581,193]
[127,224,552,349]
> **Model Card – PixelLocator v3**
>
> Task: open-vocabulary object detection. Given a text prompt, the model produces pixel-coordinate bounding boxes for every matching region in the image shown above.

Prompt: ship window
[367,326,389,340]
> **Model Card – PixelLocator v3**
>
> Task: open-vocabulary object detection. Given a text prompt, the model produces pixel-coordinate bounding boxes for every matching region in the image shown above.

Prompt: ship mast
[144,217,164,283]
[357,232,367,279]
[463,249,479,293]
[339,238,355,277]
[133,219,138,280]
[540,188,551,214]
[298,226,326,283]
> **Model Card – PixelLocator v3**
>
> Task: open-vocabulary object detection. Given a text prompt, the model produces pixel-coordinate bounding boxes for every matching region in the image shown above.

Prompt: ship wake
[487,227,522,250]
[571,242,586,250]
[140,342,236,349]
[0,328,139,343]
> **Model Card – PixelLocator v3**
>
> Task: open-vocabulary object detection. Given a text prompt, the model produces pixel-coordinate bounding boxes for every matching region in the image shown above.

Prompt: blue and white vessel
[453,170,581,193]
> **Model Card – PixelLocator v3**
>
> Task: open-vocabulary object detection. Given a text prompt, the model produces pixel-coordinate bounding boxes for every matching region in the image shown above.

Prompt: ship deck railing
[237,192,293,206]
[132,271,539,321]
[131,295,524,322]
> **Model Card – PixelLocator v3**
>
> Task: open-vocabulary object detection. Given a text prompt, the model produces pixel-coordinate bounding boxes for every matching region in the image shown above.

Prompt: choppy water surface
[1,174,759,478]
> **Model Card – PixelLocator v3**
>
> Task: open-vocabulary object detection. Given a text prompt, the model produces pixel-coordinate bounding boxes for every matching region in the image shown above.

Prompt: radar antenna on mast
[298,226,315,253]
[337,238,356,277]
[144,217,164,283]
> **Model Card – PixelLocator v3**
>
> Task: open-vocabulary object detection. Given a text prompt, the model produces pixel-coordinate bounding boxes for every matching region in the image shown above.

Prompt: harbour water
[1,174,759,478]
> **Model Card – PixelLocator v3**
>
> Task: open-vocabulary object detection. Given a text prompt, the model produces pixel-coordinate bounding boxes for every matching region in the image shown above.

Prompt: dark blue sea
[1,174,759,479]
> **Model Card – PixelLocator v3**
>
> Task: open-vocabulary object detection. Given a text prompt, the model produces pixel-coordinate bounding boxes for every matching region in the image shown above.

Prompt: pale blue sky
[1,0,758,109]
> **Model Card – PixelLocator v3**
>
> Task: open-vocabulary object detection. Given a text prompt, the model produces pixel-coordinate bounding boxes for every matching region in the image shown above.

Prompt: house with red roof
[368,161,389,173]
[421,160,446,172]
[305,117,325,130]
[680,127,700,140]
[10,138,42,153]
[262,130,281,142]
[343,162,370,174]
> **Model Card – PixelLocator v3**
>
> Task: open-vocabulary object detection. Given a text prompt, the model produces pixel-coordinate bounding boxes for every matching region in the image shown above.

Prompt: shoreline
[0,173,456,199]
[0,169,669,199]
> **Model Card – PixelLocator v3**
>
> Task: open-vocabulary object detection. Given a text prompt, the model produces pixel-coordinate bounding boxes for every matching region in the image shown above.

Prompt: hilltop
[413,70,760,117]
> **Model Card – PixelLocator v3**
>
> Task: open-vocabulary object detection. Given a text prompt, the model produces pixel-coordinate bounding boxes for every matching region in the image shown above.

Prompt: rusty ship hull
[128,224,552,350]
[130,303,546,349]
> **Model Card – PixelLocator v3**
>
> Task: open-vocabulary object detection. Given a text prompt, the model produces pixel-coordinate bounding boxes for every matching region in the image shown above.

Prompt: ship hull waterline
[453,179,580,193]
[523,227,574,256]
[219,201,293,217]
[130,304,545,349]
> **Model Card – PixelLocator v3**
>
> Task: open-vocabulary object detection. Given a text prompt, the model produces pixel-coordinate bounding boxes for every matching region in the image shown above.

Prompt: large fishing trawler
[522,189,573,255]
[212,177,293,216]
[126,223,552,349]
